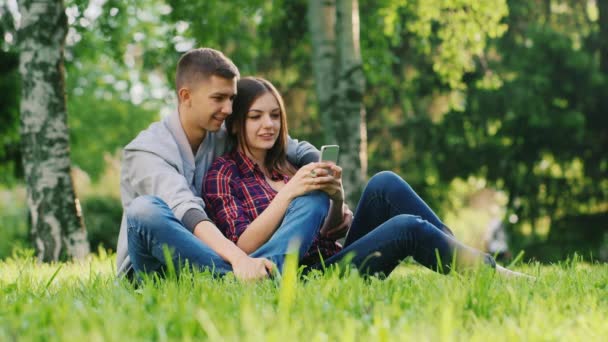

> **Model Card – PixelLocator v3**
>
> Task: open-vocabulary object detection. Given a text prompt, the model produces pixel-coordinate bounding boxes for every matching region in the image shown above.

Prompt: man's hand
[320,204,353,239]
[231,255,275,282]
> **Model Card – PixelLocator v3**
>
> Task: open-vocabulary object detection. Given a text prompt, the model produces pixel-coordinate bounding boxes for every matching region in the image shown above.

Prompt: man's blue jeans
[126,191,329,277]
[305,171,495,277]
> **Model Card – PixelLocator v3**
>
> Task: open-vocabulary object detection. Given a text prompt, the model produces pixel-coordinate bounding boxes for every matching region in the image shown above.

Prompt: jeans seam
[128,224,161,256]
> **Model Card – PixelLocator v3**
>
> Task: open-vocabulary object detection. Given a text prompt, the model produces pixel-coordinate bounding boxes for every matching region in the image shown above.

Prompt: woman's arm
[286,136,319,167]
[237,162,330,253]
[235,190,292,253]
[204,164,292,254]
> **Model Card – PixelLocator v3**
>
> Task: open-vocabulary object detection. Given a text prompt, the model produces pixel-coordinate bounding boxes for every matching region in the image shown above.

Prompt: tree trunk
[599,0,608,75]
[308,0,337,144]
[335,0,366,202]
[17,0,89,261]
[308,0,367,203]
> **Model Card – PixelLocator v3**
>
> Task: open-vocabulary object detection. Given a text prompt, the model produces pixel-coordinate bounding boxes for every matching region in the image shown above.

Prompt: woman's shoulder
[207,152,240,177]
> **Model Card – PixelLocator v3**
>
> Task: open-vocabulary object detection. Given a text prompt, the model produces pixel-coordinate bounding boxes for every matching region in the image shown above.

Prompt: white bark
[308,0,337,143]
[18,0,89,261]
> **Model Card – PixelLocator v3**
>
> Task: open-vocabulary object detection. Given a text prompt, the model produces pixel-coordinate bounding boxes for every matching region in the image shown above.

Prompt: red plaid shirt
[203,150,342,265]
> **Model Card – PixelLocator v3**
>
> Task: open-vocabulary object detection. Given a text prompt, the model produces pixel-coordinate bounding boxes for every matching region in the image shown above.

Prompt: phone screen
[319,145,339,163]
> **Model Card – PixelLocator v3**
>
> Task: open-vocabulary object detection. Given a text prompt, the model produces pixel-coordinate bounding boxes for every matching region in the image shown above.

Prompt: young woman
[203,77,528,278]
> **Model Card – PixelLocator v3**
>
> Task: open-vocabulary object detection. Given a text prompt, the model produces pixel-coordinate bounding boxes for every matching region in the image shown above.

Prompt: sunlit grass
[1,251,606,341]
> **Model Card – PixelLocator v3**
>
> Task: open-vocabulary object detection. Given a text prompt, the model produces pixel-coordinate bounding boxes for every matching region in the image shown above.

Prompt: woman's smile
[258,133,276,141]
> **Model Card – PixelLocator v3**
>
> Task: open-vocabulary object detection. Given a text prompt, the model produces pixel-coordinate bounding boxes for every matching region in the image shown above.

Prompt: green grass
[1,251,606,341]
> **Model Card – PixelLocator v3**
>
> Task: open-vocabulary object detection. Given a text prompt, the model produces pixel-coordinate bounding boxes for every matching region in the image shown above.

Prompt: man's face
[180,75,237,133]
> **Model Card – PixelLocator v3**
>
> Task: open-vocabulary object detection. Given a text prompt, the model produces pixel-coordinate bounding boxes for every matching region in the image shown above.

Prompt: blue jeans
[305,171,495,277]
[126,191,329,277]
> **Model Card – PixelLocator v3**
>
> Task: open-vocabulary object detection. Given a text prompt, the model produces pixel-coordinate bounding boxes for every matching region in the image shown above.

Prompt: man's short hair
[175,48,240,91]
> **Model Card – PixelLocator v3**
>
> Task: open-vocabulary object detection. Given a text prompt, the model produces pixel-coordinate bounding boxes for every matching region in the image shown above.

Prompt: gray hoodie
[116,112,319,276]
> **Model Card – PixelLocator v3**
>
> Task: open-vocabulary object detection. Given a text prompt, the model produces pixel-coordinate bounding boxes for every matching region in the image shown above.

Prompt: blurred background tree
[0,0,606,262]
[308,0,367,203]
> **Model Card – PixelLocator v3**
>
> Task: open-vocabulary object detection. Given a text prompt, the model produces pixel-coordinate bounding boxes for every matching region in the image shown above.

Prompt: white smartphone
[319,145,340,164]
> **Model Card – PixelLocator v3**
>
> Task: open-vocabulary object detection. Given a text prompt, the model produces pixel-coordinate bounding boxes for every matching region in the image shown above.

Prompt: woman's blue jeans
[305,171,495,277]
[126,191,329,277]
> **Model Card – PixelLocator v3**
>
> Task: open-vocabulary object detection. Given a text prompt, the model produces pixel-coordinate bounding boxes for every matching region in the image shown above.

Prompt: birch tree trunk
[308,0,367,203]
[335,0,366,202]
[308,0,337,144]
[17,0,89,261]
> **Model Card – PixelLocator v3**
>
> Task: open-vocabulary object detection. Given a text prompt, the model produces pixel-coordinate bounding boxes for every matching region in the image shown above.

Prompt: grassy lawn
[1,251,606,341]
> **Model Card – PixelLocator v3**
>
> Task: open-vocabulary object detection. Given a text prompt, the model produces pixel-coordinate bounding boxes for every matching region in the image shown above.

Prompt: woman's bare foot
[495,264,536,280]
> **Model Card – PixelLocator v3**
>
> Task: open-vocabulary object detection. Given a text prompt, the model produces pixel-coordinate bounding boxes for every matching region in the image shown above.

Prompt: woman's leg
[345,171,453,247]
[307,214,494,277]
[251,191,329,271]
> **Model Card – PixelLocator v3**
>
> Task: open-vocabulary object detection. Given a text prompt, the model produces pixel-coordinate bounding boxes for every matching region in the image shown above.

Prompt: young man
[116,48,349,281]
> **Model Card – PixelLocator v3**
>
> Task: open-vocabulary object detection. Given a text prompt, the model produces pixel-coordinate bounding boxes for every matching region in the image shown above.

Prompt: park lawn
[0,251,606,341]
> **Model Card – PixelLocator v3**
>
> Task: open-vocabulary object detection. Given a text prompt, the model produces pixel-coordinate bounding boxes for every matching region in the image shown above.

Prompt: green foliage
[431,4,608,244]
[359,0,510,210]
[80,196,122,253]
[360,0,606,245]
[526,212,608,262]
[0,49,20,184]
[67,89,156,179]
[168,0,267,77]
[0,192,28,259]
[1,256,607,340]
[0,8,21,185]
[62,0,164,179]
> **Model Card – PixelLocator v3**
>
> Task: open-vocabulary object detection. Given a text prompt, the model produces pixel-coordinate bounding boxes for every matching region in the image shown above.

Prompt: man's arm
[123,149,209,232]
[193,221,247,262]
[286,136,319,167]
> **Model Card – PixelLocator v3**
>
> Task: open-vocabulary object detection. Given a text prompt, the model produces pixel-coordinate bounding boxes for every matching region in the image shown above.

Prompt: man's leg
[307,214,495,277]
[345,171,454,247]
[127,195,232,277]
[250,191,329,271]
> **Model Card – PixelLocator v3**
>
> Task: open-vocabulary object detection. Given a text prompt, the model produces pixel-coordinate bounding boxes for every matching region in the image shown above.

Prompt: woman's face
[243,92,281,156]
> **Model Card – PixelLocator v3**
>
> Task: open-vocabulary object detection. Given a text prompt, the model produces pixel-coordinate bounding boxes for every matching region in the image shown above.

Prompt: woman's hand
[318,164,344,202]
[280,162,337,200]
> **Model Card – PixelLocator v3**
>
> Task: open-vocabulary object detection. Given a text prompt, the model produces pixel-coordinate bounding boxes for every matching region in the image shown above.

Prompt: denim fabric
[306,171,495,277]
[126,191,329,277]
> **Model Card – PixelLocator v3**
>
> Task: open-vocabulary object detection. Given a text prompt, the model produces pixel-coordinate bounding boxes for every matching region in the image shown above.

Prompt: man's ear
[178,87,190,105]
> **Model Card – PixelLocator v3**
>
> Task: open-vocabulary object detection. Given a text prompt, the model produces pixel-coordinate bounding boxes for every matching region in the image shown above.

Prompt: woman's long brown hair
[226,77,296,177]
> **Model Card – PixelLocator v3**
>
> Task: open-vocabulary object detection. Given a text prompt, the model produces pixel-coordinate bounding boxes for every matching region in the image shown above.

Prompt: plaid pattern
[203,150,342,265]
